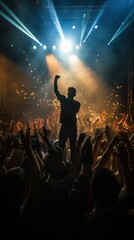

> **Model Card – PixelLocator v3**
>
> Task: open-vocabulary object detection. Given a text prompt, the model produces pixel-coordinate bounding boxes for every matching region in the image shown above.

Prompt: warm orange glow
[46,54,72,96]
[45,54,110,114]
[0,54,31,113]
[0,53,123,127]
[46,54,63,78]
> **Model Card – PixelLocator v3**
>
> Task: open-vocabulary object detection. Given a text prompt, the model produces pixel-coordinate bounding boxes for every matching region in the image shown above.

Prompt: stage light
[79,13,88,46]
[83,4,106,43]
[43,45,47,49]
[72,25,76,29]
[48,0,64,41]
[68,55,77,64]
[0,1,42,45]
[60,39,73,53]
[75,45,80,50]
[108,4,134,45]
[33,45,37,49]
[52,45,56,50]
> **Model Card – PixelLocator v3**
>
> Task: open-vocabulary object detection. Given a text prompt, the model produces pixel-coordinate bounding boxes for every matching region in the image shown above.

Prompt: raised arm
[39,126,52,151]
[54,74,61,99]
[116,141,133,194]
[0,134,16,175]
[92,132,118,171]
[70,132,87,177]
[20,128,40,203]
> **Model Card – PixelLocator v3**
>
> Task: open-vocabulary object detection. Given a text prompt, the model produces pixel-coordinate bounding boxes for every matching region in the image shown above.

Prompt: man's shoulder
[73,100,81,112]
[58,94,66,101]
[74,99,81,106]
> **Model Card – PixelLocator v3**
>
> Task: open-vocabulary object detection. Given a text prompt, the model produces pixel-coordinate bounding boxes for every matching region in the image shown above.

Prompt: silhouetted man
[54,75,81,162]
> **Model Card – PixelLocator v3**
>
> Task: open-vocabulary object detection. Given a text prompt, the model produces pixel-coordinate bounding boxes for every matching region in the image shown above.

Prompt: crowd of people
[0,74,134,239]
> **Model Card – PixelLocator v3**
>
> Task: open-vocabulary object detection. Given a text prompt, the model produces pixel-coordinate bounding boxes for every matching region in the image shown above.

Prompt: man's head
[68,87,76,98]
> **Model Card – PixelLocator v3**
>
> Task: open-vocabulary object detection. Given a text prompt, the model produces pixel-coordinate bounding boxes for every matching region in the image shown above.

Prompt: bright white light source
[43,45,47,49]
[69,55,77,63]
[75,45,80,50]
[52,45,56,50]
[95,25,98,29]
[33,45,37,49]
[72,25,76,29]
[60,39,73,53]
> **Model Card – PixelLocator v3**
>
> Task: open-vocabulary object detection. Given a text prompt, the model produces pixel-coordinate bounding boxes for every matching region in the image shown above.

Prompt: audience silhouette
[0,74,134,240]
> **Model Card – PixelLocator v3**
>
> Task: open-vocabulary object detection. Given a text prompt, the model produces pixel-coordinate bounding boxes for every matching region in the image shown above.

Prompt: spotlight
[72,25,76,29]
[43,45,47,49]
[52,45,56,50]
[69,55,77,63]
[95,25,98,29]
[33,45,37,49]
[75,45,80,50]
[60,39,73,53]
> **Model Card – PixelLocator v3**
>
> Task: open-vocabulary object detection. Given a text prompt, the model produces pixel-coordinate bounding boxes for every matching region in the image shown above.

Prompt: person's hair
[91,168,120,208]
[68,87,76,97]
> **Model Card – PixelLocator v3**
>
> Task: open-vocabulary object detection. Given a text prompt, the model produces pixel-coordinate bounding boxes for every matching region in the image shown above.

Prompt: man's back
[54,74,80,161]
[58,95,80,125]
[54,75,80,126]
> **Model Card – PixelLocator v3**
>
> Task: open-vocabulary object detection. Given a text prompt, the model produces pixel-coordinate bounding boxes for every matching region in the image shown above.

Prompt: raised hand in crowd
[70,132,87,177]
[39,125,52,150]
[0,134,20,175]
[118,130,134,169]
[115,140,133,193]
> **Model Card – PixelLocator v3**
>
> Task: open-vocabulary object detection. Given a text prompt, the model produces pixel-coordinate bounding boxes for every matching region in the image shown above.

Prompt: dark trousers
[59,123,77,162]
